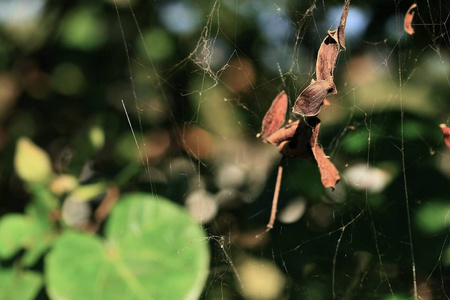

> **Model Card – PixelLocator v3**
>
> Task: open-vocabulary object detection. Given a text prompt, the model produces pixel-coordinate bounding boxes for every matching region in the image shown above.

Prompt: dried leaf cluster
[260,94,340,191]
[258,0,351,229]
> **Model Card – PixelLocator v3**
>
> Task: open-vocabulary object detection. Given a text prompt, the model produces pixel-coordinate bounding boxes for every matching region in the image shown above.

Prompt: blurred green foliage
[46,194,209,300]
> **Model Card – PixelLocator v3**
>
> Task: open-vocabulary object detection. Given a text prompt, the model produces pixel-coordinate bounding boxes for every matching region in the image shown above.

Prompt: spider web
[112,0,450,298]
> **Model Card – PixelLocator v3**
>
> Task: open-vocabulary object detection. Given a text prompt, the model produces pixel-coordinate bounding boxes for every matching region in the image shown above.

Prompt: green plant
[0,138,209,300]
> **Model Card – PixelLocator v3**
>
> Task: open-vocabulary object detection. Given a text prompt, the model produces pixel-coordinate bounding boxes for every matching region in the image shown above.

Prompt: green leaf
[341,130,369,153]
[0,210,54,266]
[59,7,107,51]
[88,125,105,150]
[52,62,86,96]
[45,233,106,299]
[416,201,450,234]
[0,214,34,259]
[0,269,42,300]
[14,137,53,184]
[70,182,107,202]
[29,184,59,211]
[24,204,55,266]
[137,28,175,62]
[45,193,210,300]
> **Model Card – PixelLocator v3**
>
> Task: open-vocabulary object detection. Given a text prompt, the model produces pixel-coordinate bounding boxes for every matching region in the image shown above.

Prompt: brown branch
[94,184,120,224]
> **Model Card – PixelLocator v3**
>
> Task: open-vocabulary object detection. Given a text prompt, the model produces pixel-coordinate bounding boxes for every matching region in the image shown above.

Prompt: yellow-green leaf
[88,126,105,150]
[50,175,79,195]
[70,182,107,202]
[14,137,53,184]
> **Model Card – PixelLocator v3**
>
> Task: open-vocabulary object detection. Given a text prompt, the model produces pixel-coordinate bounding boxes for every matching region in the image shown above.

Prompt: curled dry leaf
[338,0,351,49]
[404,3,417,35]
[316,31,340,82]
[266,120,299,146]
[296,0,350,116]
[262,113,340,189]
[270,120,314,159]
[316,0,350,81]
[292,78,337,116]
[440,124,450,149]
[259,91,288,140]
[310,121,340,189]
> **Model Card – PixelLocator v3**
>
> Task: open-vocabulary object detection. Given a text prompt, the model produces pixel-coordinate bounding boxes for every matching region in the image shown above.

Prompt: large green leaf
[45,193,210,300]
[0,268,42,300]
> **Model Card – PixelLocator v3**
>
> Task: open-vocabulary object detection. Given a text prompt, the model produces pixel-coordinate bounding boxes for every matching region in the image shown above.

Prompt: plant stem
[266,156,285,230]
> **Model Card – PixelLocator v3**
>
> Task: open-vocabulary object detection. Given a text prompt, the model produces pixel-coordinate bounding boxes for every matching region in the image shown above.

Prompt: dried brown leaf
[338,0,351,49]
[313,146,340,189]
[316,31,339,82]
[277,120,315,159]
[264,117,340,190]
[266,120,299,147]
[310,121,340,189]
[292,78,336,116]
[404,3,417,35]
[315,0,350,81]
[265,119,314,159]
[259,91,288,140]
[440,124,450,149]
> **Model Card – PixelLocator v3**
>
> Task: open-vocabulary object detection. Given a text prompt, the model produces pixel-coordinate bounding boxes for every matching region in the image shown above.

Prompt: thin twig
[266,156,285,230]
[95,184,120,224]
